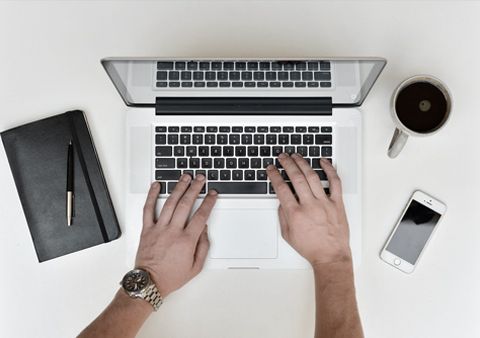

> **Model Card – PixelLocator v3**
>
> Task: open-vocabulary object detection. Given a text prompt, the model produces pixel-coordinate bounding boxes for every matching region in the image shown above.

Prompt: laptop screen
[101,58,386,108]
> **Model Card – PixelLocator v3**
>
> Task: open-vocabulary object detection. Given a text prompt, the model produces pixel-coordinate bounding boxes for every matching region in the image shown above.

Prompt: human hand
[267,154,351,267]
[135,174,217,297]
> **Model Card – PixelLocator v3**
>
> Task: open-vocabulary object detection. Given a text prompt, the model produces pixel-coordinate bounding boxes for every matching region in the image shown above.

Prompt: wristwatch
[120,268,163,311]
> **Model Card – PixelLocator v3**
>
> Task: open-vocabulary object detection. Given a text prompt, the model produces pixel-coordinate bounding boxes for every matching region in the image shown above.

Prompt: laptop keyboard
[155,60,332,89]
[154,125,333,196]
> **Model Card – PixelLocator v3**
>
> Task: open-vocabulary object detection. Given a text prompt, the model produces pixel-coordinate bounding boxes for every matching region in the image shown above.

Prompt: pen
[67,140,74,226]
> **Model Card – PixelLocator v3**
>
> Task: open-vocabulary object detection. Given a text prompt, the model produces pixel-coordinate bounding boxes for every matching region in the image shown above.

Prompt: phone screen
[386,200,441,265]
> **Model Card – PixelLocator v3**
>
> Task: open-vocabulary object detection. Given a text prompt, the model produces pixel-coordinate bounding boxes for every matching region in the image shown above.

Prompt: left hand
[135,174,217,298]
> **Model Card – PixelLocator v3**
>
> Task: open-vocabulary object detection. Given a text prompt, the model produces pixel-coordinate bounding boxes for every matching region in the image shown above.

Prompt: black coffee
[395,82,448,133]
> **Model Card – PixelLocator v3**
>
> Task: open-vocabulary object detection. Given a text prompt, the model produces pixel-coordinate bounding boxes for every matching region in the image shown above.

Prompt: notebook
[1,110,121,262]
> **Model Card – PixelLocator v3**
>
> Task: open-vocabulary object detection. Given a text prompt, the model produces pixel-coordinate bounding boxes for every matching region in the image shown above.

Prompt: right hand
[266,154,351,267]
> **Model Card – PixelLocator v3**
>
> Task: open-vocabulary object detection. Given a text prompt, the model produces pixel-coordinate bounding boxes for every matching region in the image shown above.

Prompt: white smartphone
[380,190,446,274]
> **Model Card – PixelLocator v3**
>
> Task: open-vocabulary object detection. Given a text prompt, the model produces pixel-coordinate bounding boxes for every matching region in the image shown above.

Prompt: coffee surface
[395,82,448,133]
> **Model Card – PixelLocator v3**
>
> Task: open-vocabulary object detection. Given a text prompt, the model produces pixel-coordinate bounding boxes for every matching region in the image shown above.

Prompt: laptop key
[193,72,203,80]
[245,170,255,180]
[181,71,192,80]
[245,126,256,132]
[220,170,231,180]
[155,146,172,156]
[180,134,191,144]
[224,62,234,70]
[291,134,301,144]
[202,158,212,168]
[297,146,308,157]
[220,82,230,88]
[260,146,271,156]
[211,146,222,156]
[155,170,181,180]
[206,72,216,80]
[279,134,289,144]
[251,158,261,168]
[302,72,313,81]
[235,146,246,157]
[290,72,301,80]
[229,134,240,144]
[155,134,166,144]
[314,72,331,81]
[303,134,314,144]
[285,146,295,155]
[309,146,320,157]
[282,82,293,87]
[214,158,225,168]
[272,146,282,156]
[235,62,246,70]
[308,126,319,133]
[315,134,332,144]
[239,158,249,168]
[199,62,210,70]
[226,158,237,168]
[167,134,178,144]
[207,126,218,132]
[295,82,306,88]
[230,72,241,80]
[217,134,228,144]
[207,82,218,88]
[321,146,333,157]
[177,158,188,168]
[194,82,206,87]
[248,146,258,156]
[241,134,252,144]
[212,62,222,70]
[308,61,319,70]
[199,146,209,156]
[270,81,281,87]
[156,126,167,133]
[190,158,200,168]
[320,61,331,70]
[254,134,264,144]
[223,146,234,156]
[157,71,168,80]
[182,82,193,88]
[186,146,197,156]
[257,170,267,180]
[321,126,333,133]
[156,158,175,168]
[157,62,174,70]
[308,82,319,87]
[156,81,167,88]
[169,82,180,88]
[219,126,230,132]
[187,61,198,70]
[205,134,215,144]
[278,72,288,80]
[208,170,219,180]
[208,182,267,194]
[266,134,277,144]
[173,146,184,156]
[232,82,243,87]
[263,158,274,168]
[218,72,228,80]
[245,82,256,88]
[232,170,243,180]
[169,71,180,80]
[193,134,203,144]
[167,182,178,193]
[258,82,268,87]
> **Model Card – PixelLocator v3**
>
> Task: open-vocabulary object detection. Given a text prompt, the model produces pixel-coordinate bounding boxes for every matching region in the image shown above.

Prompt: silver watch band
[142,283,163,311]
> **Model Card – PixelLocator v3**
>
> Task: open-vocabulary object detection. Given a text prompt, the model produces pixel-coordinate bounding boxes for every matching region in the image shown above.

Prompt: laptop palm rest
[208,208,278,259]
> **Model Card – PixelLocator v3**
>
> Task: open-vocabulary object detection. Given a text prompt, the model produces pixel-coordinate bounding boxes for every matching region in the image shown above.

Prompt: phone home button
[394,259,401,266]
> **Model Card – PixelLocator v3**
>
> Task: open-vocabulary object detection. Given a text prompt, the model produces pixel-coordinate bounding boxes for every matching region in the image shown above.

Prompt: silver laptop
[102,57,386,269]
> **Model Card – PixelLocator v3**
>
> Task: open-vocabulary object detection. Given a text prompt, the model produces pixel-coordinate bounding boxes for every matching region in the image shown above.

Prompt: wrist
[312,256,354,286]
[115,289,154,315]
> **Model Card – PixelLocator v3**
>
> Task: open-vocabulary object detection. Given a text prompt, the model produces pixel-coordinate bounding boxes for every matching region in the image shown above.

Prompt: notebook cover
[1,110,121,262]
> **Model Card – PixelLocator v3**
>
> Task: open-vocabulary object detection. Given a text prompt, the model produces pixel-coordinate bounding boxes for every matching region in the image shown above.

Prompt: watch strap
[142,283,163,311]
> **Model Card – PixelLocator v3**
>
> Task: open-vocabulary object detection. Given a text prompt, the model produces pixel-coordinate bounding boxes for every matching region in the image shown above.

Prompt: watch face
[122,269,150,293]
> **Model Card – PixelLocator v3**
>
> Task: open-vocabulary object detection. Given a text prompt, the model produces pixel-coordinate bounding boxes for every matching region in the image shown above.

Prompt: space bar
[208,182,267,194]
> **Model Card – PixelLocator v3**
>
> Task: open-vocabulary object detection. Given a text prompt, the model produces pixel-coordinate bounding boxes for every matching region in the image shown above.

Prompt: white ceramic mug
[388,75,452,158]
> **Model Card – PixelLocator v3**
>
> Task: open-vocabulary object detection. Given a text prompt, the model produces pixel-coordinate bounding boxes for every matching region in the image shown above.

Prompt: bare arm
[78,174,217,338]
[267,154,363,338]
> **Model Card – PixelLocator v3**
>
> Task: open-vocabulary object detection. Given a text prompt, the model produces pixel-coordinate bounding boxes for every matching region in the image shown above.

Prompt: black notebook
[1,110,121,262]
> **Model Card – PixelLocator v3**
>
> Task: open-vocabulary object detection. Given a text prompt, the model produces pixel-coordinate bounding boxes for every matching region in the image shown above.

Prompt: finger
[278,205,289,241]
[192,228,210,275]
[170,174,207,228]
[277,153,314,203]
[143,182,162,226]
[320,158,343,202]
[157,174,192,226]
[290,153,326,199]
[186,189,218,239]
[267,164,298,212]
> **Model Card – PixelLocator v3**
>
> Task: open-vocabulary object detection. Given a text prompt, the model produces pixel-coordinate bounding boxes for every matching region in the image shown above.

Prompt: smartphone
[380,190,446,273]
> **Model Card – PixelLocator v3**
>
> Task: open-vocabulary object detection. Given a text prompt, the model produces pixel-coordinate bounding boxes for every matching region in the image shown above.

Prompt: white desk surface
[1,1,479,337]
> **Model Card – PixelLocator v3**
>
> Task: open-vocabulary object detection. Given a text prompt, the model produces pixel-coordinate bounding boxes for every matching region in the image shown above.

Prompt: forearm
[313,258,363,338]
[78,289,153,338]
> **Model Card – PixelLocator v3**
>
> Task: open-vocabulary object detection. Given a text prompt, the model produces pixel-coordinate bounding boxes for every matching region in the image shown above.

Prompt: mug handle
[387,128,409,158]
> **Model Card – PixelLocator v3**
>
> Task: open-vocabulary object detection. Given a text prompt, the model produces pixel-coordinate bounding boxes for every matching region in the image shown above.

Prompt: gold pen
[67,140,74,226]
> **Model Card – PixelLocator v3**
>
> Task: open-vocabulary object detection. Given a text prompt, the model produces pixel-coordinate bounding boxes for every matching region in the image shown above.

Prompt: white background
[1,1,479,337]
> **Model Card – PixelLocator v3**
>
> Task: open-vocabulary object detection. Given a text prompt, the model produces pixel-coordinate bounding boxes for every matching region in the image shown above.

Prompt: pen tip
[69,140,72,145]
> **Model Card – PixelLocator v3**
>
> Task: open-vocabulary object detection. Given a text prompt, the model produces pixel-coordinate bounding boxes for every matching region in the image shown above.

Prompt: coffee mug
[388,75,452,158]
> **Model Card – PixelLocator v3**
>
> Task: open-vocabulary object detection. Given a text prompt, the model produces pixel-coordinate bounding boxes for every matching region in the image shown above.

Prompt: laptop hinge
[155,97,332,115]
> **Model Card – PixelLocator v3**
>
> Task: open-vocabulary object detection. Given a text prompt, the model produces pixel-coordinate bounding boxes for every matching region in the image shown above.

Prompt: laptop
[102,57,386,269]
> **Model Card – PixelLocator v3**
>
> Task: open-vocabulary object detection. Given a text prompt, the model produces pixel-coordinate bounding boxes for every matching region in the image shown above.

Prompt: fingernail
[278,153,287,159]
[151,181,160,188]
[292,153,302,158]
[181,174,192,182]
[208,189,218,196]
[196,174,206,181]
[266,164,275,171]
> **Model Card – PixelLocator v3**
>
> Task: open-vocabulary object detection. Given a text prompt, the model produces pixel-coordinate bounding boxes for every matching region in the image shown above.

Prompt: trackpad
[208,208,278,259]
